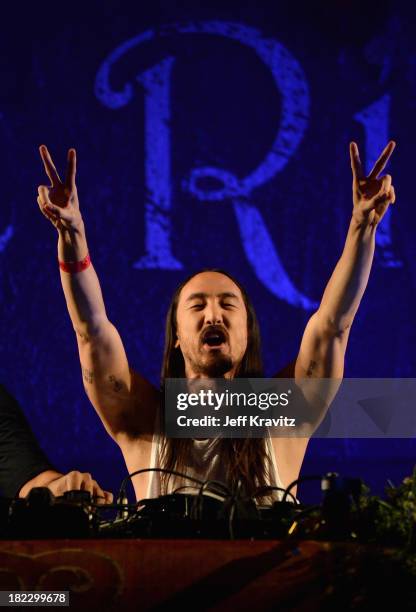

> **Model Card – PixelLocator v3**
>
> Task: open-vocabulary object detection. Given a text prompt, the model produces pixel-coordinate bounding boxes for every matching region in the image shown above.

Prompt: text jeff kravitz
[176,415,296,427]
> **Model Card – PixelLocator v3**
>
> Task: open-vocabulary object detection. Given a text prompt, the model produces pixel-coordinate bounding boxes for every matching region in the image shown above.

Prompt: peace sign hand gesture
[350,141,396,227]
[37,145,83,232]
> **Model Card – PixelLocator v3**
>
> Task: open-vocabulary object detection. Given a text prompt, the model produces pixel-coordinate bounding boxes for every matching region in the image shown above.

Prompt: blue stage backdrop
[1,0,415,502]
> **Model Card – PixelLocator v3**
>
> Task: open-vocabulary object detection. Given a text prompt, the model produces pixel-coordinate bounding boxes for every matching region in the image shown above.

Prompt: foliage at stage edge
[300,466,416,572]
[295,467,416,609]
[357,465,416,573]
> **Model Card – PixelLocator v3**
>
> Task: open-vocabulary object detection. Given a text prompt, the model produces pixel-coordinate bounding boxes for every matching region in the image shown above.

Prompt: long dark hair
[159,269,274,498]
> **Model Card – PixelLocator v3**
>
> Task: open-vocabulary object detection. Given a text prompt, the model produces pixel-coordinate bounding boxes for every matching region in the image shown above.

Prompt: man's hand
[350,140,396,227]
[19,470,113,505]
[37,145,83,232]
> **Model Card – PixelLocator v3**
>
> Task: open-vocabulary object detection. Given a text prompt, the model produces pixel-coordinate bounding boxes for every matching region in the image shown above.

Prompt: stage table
[0,538,401,610]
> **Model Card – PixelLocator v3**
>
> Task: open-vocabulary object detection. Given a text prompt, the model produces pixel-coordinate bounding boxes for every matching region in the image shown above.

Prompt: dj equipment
[0,472,364,541]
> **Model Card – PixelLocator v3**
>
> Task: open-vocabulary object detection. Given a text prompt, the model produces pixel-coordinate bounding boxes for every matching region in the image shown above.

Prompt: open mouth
[201,327,227,348]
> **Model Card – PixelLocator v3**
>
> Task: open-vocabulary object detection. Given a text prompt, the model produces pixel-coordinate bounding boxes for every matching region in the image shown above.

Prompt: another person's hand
[19,469,113,505]
[37,145,83,232]
[350,140,396,227]
[46,470,113,504]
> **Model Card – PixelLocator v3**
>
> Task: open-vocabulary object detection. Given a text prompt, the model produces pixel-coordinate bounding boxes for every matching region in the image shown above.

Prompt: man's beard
[191,352,234,378]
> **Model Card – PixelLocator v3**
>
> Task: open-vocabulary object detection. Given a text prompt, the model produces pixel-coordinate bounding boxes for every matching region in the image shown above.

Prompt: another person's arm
[0,384,112,502]
[36,146,158,446]
[0,384,55,498]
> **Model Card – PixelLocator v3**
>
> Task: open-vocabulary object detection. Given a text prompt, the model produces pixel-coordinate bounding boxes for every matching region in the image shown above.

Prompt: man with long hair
[36,140,396,501]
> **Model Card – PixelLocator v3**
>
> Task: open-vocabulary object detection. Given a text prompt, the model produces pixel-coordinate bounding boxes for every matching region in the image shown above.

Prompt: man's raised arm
[272,140,396,481]
[37,146,158,444]
[294,141,396,384]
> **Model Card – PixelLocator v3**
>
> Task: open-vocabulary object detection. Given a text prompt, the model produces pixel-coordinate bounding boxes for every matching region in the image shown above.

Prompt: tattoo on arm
[306,360,317,377]
[109,375,123,393]
[82,367,94,384]
[77,331,90,343]
[81,367,124,393]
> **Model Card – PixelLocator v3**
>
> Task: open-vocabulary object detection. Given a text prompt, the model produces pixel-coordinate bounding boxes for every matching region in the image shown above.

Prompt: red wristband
[59,253,91,274]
